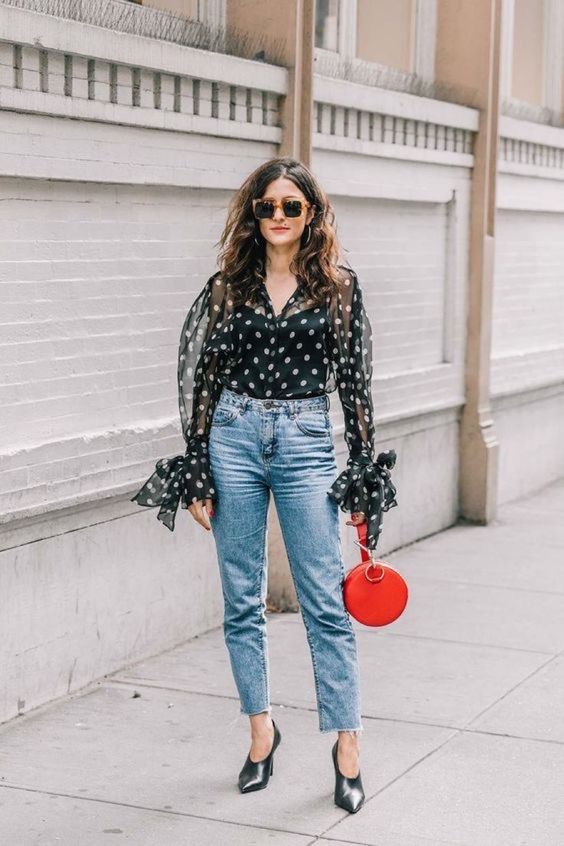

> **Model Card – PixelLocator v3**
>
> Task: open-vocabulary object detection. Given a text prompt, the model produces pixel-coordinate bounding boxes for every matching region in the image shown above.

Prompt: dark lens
[283,199,303,217]
[254,200,274,219]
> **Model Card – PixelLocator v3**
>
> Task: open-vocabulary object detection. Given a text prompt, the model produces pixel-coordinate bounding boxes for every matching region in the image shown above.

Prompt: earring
[254,233,262,247]
[302,224,312,247]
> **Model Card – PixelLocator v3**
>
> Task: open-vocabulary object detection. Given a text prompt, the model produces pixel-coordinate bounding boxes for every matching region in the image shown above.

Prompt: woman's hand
[188,498,214,531]
[346,512,366,526]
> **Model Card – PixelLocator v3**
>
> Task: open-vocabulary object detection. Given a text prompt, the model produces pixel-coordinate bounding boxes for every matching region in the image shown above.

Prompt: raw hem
[240,706,272,717]
[320,725,364,734]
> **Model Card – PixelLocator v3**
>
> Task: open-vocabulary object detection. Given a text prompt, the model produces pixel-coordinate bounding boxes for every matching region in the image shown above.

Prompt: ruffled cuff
[130,438,216,531]
[327,448,398,551]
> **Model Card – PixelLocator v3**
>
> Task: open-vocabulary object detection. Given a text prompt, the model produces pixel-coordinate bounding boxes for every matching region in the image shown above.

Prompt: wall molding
[313,74,477,167]
[498,115,564,176]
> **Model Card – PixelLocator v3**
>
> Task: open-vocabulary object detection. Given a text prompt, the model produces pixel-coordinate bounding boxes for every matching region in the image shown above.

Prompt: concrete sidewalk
[1,479,564,845]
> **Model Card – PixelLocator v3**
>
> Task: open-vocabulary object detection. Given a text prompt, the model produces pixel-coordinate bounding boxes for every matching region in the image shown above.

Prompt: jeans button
[264,400,273,408]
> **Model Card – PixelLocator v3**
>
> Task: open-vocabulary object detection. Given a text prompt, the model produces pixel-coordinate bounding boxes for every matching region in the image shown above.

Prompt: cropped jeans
[208,385,363,734]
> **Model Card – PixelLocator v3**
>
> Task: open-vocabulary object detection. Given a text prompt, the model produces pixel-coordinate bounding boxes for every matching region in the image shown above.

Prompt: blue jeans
[208,385,363,734]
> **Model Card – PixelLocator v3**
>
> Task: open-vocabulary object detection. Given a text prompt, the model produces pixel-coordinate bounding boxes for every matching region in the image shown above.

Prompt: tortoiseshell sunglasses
[252,197,314,219]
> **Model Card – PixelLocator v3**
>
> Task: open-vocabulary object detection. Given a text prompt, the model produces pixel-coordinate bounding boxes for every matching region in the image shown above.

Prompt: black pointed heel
[238,719,281,793]
[332,739,365,813]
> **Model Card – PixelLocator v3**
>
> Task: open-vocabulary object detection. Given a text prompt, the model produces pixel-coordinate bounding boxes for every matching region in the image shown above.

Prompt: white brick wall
[315,148,471,427]
[0,79,475,526]
[0,179,227,443]
[336,198,449,372]
[0,6,286,525]
[0,8,478,530]
[491,208,564,395]
[491,161,564,499]
[0,168,268,521]
[494,210,564,355]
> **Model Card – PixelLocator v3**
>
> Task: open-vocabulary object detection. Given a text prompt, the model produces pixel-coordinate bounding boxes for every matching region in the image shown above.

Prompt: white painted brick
[0,467,29,495]
[493,210,564,357]
[416,120,427,148]
[359,111,370,141]
[0,166,255,518]
[383,115,394,144]
[248,87,262,125]
[72,55,88,100]
[198,79,213,118]
[232,85,247,123]
[116,64,133,106]
[394,117,405,144]
[178,75,194,115]
[20,46,40,92]
[138,68,153,109]
[320,102,331,135]
[335,197,451,378]
[334,105,345,136]
[265,92,280,127]
[0,42,14,88]
[491,207,564,395]
[216,82,229,120]
[160,73,175,111]
[46,51,65,96]
[91,59,111,102]
[372,113,383,142]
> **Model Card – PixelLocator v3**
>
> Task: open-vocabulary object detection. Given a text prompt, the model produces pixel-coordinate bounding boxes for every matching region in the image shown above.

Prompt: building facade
[1,0,563,723]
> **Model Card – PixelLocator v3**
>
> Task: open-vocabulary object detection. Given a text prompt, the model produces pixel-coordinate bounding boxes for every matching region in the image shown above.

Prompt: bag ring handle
[353,538,386,582]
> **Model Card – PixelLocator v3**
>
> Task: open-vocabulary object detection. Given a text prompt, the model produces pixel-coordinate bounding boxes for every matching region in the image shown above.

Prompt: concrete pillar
[435,0,502,522]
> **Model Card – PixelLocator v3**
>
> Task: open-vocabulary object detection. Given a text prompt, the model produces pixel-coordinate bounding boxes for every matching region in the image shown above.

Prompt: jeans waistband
[219,385,330,414]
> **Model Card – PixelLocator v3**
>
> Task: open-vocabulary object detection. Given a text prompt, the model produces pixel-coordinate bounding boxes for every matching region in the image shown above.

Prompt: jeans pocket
[211,404,241,428]
[294,408,331,438]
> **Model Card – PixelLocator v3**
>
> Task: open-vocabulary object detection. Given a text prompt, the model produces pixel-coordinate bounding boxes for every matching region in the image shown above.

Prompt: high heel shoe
[332,739,365,813]
[238,719,281,793]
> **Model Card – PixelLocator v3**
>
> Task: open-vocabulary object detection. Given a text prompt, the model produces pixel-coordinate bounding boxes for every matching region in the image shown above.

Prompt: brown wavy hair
[215,156,348,308]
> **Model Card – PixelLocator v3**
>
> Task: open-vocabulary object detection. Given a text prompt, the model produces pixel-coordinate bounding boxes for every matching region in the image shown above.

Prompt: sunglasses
[252,197,314,220]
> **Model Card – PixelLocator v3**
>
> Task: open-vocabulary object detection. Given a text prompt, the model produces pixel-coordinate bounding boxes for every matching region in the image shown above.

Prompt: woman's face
[255,176,315,250]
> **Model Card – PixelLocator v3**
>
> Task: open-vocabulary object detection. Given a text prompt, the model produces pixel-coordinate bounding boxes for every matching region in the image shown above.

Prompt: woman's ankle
[249,712,274,737]
[337,730,360,749]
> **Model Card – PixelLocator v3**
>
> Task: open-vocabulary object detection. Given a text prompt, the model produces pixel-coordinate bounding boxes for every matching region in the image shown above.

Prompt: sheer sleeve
[326,266,398,551]
[130,271,230,530]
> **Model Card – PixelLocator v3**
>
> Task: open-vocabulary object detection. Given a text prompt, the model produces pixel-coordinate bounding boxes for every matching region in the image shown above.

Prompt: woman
[131,157,397,814]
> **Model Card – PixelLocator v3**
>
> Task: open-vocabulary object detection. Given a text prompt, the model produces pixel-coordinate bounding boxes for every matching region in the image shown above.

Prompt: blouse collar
[257,276,305,313]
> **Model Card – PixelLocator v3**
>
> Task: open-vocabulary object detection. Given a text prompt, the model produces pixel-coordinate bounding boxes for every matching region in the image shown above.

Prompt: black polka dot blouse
[131,265,398,551]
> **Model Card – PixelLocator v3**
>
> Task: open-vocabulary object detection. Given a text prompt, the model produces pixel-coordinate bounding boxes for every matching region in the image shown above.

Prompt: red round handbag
[343,521,408,627]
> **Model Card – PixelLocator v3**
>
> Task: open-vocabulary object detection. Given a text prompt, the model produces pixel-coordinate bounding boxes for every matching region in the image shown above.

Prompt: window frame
[314,0,438,86]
